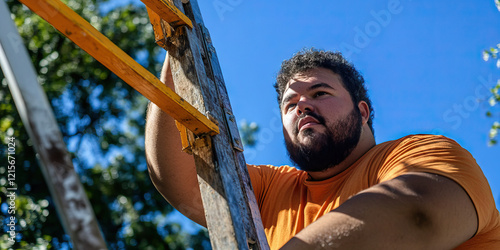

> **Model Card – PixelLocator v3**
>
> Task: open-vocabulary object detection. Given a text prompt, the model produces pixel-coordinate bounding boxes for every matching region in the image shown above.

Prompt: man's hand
[281,172,477,249]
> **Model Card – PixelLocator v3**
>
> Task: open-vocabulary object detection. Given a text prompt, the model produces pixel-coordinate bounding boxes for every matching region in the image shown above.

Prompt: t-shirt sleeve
[247,164,280,207]
[247,164,264,204]
[247,164,301,209]
[376,135,496,234]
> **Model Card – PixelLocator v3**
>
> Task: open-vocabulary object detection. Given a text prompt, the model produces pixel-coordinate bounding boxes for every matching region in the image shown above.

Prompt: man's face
[281,67,362,172]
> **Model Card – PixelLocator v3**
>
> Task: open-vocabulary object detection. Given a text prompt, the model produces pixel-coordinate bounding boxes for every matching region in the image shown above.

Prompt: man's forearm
[281,172,477,249]
[144,53,206,226]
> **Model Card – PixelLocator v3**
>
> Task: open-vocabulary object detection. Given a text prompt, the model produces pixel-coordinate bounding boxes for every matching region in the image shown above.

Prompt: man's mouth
[298,116,321,132]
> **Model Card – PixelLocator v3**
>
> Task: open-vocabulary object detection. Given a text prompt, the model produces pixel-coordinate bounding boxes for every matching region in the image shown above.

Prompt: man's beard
[285,107,362,173]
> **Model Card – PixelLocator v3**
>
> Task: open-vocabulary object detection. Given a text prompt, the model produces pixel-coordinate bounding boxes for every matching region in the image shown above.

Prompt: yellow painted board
[145,6,170,50]
[18,0,219,136]
[141,0,193,28]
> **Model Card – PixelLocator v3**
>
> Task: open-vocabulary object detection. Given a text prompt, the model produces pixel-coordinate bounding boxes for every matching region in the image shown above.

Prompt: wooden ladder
[0,0,269,249]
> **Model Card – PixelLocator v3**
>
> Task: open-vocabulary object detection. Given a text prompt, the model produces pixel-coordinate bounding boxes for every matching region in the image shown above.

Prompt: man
[146,49,500,249]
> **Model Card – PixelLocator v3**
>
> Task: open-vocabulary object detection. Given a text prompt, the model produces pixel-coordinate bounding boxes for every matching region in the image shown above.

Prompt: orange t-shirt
[248,134,500,249]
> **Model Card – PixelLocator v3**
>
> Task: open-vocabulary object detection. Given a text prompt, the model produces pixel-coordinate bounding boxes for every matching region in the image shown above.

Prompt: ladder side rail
[165,20,246,250]
[200,25,270,250]
[0,2,107,249]
[165,0,269,249]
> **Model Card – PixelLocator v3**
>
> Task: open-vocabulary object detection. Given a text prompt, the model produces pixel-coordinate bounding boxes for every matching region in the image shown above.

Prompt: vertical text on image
[5,137,17,242]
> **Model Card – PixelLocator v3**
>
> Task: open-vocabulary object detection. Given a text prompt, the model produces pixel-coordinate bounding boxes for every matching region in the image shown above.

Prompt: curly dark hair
[274,48,375,134]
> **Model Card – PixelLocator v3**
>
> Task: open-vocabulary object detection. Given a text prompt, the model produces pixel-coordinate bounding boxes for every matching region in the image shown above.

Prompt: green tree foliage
[239,120,259,147]
[0,0,210,248]
[483,1,500,146]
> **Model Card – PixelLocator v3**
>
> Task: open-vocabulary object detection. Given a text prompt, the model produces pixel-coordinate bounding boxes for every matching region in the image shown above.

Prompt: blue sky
[193,0,500,206]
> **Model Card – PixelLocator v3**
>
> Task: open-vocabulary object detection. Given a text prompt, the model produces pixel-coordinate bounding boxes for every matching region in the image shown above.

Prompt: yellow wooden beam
[141,0,193,29]
[145,5,172,50]
[18,0,219,136]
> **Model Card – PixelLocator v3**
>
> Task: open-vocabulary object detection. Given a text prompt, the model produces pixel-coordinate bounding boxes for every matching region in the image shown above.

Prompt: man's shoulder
[378,134,462,150]
[247,164,303,176]
[247,164,310,184]
[364,134,471,168]
[246,164,307,192]
[370,133,478,175]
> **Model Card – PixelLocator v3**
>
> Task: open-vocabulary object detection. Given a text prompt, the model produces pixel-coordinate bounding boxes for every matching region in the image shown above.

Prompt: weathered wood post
[0,1,107,249]
[150,0,270,248]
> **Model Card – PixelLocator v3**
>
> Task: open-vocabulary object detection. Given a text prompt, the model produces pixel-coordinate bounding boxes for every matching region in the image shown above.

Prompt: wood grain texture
[146,6,169,48]
[19,0,218,136]
[141,0,193,28]
[165,0,269,249]
[199,24,269,249]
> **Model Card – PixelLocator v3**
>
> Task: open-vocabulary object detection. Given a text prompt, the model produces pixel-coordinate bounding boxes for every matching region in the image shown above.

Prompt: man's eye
[314,91,328,98]
[286,103,296,111]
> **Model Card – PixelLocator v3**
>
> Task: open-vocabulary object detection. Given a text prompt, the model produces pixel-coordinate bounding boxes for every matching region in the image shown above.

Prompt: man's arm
[281,172,478,249]
[145,53,207,227]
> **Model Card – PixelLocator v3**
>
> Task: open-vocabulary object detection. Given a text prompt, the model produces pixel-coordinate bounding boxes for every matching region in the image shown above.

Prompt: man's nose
[296,97,314,116]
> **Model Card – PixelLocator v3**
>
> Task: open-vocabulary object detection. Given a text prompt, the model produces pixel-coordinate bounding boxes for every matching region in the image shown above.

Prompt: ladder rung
[141,0,193,29]
[145,6,172,50]
[18,0,219,136]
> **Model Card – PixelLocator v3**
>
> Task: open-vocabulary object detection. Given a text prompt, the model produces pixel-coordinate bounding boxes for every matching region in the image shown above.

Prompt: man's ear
[358,101,370,125]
